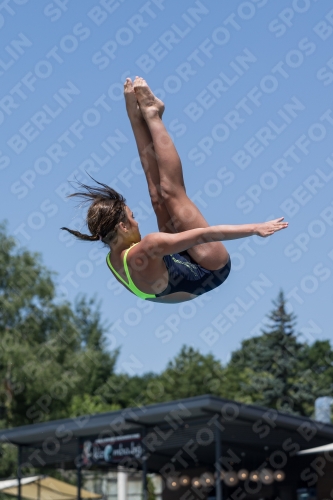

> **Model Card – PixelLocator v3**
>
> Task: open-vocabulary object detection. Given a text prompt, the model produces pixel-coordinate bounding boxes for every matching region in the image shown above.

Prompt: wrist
[252,224,259,236]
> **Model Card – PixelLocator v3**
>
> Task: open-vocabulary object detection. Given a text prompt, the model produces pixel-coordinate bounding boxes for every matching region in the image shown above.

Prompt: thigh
[165,190,229,271]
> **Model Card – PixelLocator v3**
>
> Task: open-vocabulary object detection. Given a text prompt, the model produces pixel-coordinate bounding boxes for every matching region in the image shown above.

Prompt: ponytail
[61,227,100,242]
[61,179,127,244]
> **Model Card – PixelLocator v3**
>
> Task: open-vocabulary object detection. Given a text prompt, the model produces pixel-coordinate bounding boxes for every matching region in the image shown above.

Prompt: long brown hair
[61,180,127,244]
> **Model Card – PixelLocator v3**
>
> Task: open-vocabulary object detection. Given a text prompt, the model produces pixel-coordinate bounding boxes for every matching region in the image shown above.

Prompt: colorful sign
[82,433,142,465]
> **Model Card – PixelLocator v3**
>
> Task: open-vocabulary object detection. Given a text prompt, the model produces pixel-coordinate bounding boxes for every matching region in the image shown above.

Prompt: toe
[124,78,134,93]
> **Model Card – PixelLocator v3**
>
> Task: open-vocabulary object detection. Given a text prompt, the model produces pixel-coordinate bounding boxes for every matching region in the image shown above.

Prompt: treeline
[1,223,332,475]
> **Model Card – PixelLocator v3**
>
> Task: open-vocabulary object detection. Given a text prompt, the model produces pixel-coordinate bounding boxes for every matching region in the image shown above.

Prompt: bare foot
[133,76,165,120]
[124,78,143,122]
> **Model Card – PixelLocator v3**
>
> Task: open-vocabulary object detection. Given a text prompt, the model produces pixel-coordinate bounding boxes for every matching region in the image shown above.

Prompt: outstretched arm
[138,218,288,258]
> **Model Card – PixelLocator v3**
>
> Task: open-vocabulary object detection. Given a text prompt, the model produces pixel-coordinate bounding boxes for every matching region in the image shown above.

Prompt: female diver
[62,77,288,304]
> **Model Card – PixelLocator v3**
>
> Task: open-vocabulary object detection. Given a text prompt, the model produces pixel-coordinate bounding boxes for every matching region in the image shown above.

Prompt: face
[124,206,141,241]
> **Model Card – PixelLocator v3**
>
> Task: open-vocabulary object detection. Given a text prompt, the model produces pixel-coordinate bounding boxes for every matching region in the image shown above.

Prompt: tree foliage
[154,346,225,403]
[225,291,333,416]
[0,223,119,428]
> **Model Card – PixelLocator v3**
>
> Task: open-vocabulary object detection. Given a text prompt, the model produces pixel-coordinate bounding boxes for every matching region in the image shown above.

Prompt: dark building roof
[1,395,332,472]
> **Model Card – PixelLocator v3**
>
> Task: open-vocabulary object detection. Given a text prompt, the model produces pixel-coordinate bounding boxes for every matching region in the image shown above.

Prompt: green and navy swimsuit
[106,244,231,300]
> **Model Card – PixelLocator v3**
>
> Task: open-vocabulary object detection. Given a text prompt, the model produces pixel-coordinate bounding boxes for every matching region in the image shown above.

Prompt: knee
[149,190,166,215]
[160,181,184,202]
[151,198,165,214]
[148,185,163,207]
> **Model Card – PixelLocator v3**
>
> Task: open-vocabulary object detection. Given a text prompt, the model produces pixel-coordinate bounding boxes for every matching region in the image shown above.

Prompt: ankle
[142,107,160,121]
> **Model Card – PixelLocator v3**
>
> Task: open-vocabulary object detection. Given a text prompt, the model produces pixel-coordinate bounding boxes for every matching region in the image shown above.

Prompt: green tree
[225,291,332,416]
[0,443,17,480]
[147,475,156,500]
[0,223,119,428]
[97,347,227,409]
[154,346,225,402]
[298,340,333,416]
[98,372,158,409]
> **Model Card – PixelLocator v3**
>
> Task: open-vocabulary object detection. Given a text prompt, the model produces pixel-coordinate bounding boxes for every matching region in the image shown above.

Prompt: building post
[17,445,22,500]
[142,428,148,500]
[215,426,222,500]
[117,467,128,500]
[77,438,82,500]
[37,477,41,500]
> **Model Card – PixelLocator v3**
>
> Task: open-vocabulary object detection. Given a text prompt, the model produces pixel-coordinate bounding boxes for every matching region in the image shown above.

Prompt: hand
[256,217,288,237]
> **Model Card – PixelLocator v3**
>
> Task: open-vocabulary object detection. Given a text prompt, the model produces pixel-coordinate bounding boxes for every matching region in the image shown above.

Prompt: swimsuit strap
[106,243,156,300]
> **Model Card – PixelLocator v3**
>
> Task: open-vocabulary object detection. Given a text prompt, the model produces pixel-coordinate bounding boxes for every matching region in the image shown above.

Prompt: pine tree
[227,291,316,415]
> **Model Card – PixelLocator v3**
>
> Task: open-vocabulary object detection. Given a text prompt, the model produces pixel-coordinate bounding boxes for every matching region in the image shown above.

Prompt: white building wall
[84,470,162,500]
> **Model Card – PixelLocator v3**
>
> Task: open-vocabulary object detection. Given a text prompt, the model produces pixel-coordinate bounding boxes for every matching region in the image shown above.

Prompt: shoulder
[128,233,172,262]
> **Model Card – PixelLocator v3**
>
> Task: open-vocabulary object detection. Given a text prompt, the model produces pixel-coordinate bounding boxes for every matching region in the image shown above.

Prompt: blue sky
[2,0,333,375]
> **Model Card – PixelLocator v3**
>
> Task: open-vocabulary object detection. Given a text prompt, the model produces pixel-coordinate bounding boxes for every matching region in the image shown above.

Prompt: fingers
[274,222,288,232]
[268,217,288,228]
